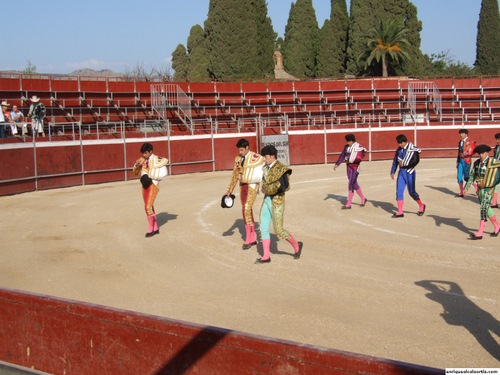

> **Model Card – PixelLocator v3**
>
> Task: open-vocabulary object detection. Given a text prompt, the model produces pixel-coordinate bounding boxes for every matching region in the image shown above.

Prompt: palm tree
[363,19,411,77]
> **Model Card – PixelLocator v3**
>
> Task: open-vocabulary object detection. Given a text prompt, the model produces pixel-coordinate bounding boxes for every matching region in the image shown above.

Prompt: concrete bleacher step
[2,76,500,137]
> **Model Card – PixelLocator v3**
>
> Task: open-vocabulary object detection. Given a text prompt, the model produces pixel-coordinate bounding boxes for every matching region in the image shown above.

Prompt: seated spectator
[10,105,26,136]
[0,101,5,138]
[1,101,16,137]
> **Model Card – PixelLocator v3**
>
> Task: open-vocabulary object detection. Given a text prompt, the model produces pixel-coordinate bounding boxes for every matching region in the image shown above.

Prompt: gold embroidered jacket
[466,157,500,190]
[227,151,264,193]
[262,160,292,196]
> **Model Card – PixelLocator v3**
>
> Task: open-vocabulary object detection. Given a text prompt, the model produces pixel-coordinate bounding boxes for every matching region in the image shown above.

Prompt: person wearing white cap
[1,101,17,137]
[28,96,46,137]
[0,101,8,138]
[0,101,20,137]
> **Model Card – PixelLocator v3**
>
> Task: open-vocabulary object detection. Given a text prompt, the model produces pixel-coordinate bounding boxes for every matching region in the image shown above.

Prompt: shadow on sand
[415,280,500,361]
[157,212,178,227]
[425,185,478,203]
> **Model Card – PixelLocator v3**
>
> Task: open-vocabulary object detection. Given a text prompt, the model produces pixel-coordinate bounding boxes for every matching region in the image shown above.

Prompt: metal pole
[368,122,372,162]
[79,122,85,186]
[323,121,328,165]
[211,123,215,172]
[123,121,128,181]
[256,114,261,152]
[33,133,38,191]
[167,119,172,176]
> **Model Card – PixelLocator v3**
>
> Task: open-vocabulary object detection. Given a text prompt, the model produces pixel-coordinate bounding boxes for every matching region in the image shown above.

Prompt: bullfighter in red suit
[133,143,169,238]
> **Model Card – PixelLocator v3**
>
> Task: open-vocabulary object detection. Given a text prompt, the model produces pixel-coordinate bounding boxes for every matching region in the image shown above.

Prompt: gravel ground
[1,158,499,369]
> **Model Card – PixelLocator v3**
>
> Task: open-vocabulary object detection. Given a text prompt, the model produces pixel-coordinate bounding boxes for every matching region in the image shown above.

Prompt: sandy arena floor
[0,158,499,369]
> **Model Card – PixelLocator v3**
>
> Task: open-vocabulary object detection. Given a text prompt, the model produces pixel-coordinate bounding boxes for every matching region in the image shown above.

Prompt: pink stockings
[244,224,257,245]
[345,188,365,208]
[260,234,300,261]
[396,199,424,215]
[147,215,158,234]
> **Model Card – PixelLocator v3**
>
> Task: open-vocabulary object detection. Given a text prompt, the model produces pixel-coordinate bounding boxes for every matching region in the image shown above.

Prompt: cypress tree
[346,0,374,75]
[394,1,425,76]
[172,44,189,80]
[187,25,210,80]
[475,0,500,75]
[253,0,277,78]
[205,0,260,79]
[317,20,337,78]
[316,0,349,77]
[283,0,320,78]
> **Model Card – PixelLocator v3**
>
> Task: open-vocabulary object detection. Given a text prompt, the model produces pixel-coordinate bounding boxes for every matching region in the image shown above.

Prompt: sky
[2,0,482,75]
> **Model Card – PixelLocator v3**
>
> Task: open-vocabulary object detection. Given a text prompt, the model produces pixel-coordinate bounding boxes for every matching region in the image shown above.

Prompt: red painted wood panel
[0,147,35,180]
[243,82,268,92]
[0,288,442,375]
[373,79,400,90]
[50,77,79,92]
[79,78,107,92]
[289,133,324,165]
[188,82,216,93]
[215,82,241,93]
[35,145,82,176]
[21,78,51,91]
[295,81,320,91]
[107,80,135,93]
[268,81,294,92]
[0,76,21,90]
[81,143,126,185]
[169,137,214,175]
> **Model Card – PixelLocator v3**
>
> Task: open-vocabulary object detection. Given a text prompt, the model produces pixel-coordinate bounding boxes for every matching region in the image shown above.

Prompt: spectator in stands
[133,143,169,238]
[1,101,15,137]
[464,144,500,239]
[390,134,426,218]
[28,96,46,137]
[0,101,6,138]
[256,144,302,264]
[226,138,265,250]
[10,105,26,136]
[456,129,476,197]
[490,133,500,209]
[333,134,368,209]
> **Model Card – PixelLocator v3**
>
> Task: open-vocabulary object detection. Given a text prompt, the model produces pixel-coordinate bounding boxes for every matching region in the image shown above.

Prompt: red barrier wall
[2,126,500,196]
[0,76,21,91]
[50,77,79,92]
[0,288,442,375]
[21,77,51,91]
[289,132,325,164]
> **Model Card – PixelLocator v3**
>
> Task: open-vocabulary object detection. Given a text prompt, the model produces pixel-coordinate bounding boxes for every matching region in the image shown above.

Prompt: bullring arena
[0,75,499,373]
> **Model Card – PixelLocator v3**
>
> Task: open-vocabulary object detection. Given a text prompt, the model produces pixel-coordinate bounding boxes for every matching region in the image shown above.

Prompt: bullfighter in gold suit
[256,144,302,264]
[226,139,265,249]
